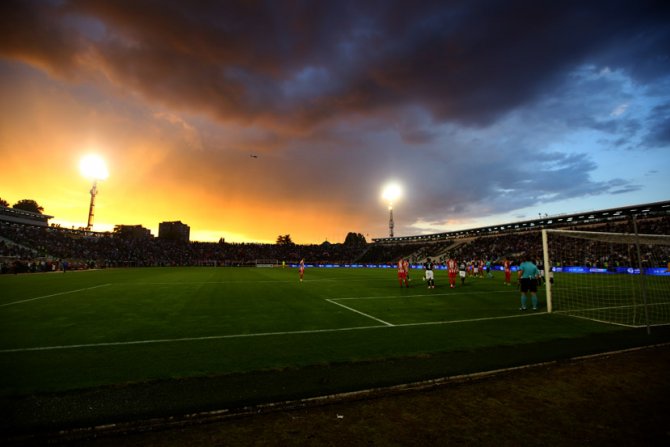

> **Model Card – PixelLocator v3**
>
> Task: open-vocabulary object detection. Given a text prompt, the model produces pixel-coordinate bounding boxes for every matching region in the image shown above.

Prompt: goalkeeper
[518,255,541,311]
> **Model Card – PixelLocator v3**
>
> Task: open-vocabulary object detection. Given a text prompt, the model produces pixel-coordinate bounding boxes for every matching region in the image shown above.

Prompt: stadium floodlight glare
[382,182,402,237]
[382,182,402,206]
[79,154,109,231]
[80,154,109,181]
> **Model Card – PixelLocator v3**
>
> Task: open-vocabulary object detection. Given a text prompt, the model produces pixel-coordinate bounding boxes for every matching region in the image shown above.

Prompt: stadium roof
[0,206,53,227]
[373,200,670,244]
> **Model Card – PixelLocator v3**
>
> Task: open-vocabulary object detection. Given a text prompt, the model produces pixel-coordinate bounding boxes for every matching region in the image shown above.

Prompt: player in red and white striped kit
[397,258,409,288]
[503,258,512,286]
[447,257,458,289]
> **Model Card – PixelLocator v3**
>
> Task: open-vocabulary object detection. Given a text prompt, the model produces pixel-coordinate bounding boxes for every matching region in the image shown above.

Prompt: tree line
[0,198,44,214]
[1,198,368,246]
[276,232,367,246]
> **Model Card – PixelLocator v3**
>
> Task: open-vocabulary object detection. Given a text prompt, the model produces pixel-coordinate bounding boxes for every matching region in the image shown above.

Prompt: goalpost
[542,227,670,331]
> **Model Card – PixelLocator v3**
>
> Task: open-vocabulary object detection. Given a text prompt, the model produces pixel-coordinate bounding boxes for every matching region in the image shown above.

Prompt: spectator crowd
[2,215,669,274]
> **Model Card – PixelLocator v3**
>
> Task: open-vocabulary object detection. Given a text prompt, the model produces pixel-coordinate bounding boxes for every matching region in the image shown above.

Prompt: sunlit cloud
[610,103,629,117]
[1,1,669,242]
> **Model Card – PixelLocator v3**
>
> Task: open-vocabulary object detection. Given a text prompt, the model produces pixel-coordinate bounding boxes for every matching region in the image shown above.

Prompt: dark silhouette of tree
[113,225,151,240]
[0,198,9,207]
[13,199,44,214]
[343,232,367,247]
[276,234,294,245]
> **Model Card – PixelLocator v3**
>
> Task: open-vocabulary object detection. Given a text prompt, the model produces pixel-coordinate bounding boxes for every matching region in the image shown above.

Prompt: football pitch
[2,266,667,401]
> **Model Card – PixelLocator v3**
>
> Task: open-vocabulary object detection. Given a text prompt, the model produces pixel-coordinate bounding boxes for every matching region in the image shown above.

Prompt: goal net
[542,228,670,328]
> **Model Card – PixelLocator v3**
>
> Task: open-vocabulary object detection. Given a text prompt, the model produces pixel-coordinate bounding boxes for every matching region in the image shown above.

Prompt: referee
[518,254,541,311]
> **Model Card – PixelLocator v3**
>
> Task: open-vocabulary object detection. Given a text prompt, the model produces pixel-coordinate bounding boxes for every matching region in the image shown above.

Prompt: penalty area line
[0,312,547,354]
[0,284,112,308]
[325,299,394,327]
[0,324,389,353]
[332,290,513,301]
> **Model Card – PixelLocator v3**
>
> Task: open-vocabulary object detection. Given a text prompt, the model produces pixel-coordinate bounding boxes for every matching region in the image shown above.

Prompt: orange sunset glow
[2,2,669,243]
[0,75,374,243]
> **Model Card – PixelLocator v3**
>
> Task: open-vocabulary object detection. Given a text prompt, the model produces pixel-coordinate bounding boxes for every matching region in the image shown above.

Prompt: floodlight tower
[79,155,109,231]
[382,182,402,238]
[87,181,98,230]
[388,204,394,237]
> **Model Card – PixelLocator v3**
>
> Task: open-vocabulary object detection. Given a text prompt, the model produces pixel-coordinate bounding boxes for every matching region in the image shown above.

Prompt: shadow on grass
[2,325,669,440]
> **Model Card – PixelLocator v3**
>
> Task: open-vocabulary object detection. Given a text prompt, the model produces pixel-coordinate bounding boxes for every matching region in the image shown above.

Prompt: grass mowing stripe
[0,284,111,307]
[325,299,395,326]
[0,312,550,353]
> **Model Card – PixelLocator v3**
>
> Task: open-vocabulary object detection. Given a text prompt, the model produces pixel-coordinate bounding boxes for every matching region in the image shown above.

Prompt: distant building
[158,220,190,242]
[113,224,153,240]
[0,206,52,227]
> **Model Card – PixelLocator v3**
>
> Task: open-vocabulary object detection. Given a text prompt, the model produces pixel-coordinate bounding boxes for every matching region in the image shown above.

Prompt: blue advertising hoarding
[287,263,669,276]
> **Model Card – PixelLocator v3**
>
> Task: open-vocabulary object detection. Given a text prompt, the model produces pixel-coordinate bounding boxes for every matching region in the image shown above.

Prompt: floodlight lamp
[80,154,109,181]
[382,182,402,204]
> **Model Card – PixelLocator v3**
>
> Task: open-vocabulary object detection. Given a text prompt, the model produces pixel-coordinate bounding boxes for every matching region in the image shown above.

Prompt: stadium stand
[1,201,669,274]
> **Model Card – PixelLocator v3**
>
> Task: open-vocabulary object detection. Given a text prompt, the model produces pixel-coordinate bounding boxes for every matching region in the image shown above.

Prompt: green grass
[3,266,667,401]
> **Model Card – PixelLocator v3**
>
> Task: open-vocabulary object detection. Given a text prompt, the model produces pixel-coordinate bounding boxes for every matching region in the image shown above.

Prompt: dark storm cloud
[1,0,667,239]
[2,0,669,129]
[0,0,83,76]
[382,132,643,228]
[642,103,670,148]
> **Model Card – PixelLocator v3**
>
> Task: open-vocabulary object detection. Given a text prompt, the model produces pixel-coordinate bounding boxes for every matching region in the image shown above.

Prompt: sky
[1,0,669,244]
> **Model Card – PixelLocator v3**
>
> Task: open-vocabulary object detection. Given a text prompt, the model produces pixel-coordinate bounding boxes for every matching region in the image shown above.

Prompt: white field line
[552,301,670,328]
[0,312,547,354]
[554,301,670,313]
[552,312,641,328]
[325,299,394,326]
[332,290,512,301]
[134,278,392,285]
[0,284,111,308]
[136,281,299,285]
